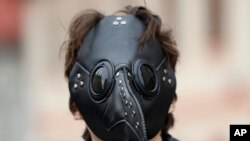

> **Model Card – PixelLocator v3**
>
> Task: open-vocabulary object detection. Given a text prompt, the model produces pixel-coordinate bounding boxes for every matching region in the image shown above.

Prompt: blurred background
[0,0,250,141]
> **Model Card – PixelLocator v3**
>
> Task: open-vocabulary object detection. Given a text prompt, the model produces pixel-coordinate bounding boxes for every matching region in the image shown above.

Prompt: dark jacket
[85,133,179,141]
[162,133,179,141]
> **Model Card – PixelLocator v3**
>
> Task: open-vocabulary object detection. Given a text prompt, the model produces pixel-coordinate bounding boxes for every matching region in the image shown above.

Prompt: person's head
[64,5,179,141]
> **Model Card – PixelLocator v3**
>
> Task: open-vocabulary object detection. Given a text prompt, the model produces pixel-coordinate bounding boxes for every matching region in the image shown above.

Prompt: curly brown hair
[63,5,179,140]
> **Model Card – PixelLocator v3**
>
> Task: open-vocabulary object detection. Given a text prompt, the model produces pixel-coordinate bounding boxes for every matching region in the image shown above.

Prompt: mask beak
[102,68,147,141]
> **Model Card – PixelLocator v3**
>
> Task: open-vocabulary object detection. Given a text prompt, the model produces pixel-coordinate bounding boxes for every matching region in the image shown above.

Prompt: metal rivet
[122,92,126,98]
[73,84,78,89]
[135,122,139,128]
[136,122,140,126]
[132,111,136,114]
[124,112,128,116]
[77,73,81,79]
[113,21,119,25]
[163,69,167,74]
[120,20,127,25]
[121,87,124,91]
[80,81,84,87]
[132,110,136,117]
[116,72,120,77]
[129,102,132,107]
[162,76,166,82]
[118,80,122,85]
[168,78,172,84]
[128,72,131,77]
[125,100,128,105]
[120,88,124,93]
[116,16,122,21]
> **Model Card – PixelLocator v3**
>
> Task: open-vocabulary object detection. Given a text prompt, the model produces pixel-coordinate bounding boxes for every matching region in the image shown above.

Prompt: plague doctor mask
[68,14,176,141]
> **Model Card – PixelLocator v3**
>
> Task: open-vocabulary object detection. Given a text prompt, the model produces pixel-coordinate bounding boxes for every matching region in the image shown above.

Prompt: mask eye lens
[90,61,114,102]
[139,65,156,92]
[132,60,159,99]
[92,66,109,94]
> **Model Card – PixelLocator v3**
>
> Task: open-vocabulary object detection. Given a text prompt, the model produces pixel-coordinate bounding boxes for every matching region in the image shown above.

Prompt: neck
[88,129,102,141]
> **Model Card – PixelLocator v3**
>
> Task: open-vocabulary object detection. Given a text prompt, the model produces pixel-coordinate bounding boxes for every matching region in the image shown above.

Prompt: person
[63,5,179,141]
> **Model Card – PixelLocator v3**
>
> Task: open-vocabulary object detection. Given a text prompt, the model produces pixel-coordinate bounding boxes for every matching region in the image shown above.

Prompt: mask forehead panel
[76,15,165,71]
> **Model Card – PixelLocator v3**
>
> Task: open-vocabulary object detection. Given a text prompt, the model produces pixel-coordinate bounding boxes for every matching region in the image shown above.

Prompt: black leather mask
[68,15,176,141]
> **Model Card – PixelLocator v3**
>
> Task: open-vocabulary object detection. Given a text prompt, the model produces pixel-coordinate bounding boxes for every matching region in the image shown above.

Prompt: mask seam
[75,61,90,74]
[122,68,148,141]
[156,57,166,71]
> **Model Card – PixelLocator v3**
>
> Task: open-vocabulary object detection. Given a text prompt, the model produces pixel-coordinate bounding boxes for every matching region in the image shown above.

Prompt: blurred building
[0,0,250,141]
